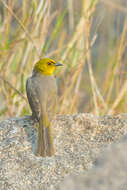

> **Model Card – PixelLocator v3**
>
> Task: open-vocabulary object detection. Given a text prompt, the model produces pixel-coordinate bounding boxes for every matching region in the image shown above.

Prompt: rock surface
[56,135,127,190]
[0,113,127,189]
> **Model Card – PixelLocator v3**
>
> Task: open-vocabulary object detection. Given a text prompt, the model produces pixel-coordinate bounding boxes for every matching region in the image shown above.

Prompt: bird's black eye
[48,62,51,65]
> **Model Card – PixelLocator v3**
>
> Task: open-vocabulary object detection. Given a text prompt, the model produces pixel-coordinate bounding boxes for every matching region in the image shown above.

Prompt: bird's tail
[36,121,55,157]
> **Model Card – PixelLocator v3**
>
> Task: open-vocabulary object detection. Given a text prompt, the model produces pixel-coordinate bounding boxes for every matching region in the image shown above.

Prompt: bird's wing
[26,77,41,121]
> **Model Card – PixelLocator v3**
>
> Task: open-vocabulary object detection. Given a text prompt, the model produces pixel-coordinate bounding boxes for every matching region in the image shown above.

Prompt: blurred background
[0,0,127,120]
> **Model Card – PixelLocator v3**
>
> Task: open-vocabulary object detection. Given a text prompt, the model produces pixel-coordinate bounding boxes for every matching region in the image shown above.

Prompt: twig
[0,75,27,101]
[0,0,40,58]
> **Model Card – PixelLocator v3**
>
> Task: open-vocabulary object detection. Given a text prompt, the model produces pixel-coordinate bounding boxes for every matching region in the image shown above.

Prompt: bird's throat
[34,67,54,76]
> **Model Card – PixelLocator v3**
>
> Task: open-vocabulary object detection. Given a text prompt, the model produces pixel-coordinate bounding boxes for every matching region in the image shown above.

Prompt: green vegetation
[0,0,127,120]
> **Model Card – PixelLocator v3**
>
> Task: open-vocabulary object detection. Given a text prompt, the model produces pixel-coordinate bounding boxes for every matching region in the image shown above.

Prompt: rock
[0,113,127,189]
[56,135,127,190]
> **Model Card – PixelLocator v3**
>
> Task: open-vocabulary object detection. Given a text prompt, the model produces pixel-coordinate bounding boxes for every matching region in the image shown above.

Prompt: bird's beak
[55,62,63,66]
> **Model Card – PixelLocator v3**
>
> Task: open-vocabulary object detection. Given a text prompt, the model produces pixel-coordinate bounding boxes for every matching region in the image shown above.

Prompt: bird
[26,58,63,157]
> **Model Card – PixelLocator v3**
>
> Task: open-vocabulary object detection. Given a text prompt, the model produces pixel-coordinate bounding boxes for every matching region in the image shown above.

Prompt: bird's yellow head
[34,58,63,75]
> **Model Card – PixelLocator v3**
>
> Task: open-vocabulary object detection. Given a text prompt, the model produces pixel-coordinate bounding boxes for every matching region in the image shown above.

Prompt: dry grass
[0,0,127,120]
